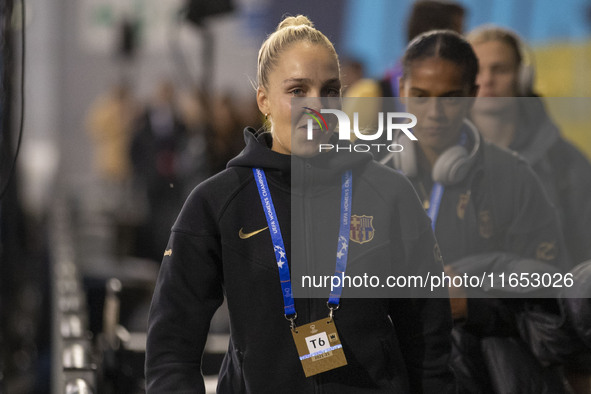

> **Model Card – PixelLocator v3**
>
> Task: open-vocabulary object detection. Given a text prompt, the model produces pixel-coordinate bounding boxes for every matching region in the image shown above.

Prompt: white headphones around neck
[381,119,481,186]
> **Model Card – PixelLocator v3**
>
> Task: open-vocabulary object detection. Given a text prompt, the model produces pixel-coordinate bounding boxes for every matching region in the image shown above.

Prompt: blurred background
[1,0,590,392]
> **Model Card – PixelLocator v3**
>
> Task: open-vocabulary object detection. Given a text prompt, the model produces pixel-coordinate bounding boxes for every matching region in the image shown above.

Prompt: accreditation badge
[291,317,347,377]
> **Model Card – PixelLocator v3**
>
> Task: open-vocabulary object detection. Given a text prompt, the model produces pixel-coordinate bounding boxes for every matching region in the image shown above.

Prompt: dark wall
[1,0,15,390]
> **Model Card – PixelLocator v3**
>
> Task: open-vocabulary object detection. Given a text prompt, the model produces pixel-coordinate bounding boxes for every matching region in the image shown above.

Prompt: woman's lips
[296,124,323,139]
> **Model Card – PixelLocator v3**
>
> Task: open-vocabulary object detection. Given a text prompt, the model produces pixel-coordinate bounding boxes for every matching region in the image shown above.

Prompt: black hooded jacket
[381,122,569,393]
[510,98,591,265]
[145,128,455,393]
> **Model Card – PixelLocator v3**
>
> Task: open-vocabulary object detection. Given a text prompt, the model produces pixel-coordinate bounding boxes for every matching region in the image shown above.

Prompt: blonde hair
[467,25,523,66]
[257,15,339,89]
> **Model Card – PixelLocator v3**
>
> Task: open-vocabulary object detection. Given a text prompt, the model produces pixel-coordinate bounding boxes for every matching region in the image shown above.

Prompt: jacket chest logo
[478,210,493,239]
[457,192,471,220]
[536,241,557,261]
[350,215,375,244]
[238,226,269,239]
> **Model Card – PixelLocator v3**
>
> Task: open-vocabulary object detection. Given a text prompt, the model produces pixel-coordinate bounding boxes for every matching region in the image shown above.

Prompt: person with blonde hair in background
[469,25,591,394]
[469,25,591,266]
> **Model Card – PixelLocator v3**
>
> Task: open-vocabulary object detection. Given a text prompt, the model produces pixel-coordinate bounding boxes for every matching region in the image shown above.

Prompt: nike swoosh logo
[239,227,269,239]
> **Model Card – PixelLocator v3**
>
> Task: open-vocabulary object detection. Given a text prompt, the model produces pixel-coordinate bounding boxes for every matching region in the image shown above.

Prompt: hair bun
[276,15,314,31]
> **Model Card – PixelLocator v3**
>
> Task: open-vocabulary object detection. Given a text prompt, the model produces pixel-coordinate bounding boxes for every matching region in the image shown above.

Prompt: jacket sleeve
[453,156,569,334]
[145,188,224,393]
[448,251,561,336]
[498,159,570,271]
[552,140,591,264]
[389,176,456,394]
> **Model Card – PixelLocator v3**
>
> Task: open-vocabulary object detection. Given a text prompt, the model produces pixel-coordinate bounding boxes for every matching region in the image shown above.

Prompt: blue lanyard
[253,168,353,318]
[328,171,353,306]
[427,182,444,232]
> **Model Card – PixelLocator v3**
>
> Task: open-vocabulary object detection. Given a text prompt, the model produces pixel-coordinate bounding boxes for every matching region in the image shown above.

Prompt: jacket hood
[227,128,374,185]
[511,97,560,165]
[227,128,291,173]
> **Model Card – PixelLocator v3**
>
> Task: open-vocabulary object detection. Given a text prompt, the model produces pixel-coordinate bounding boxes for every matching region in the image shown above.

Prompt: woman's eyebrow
[282,78,311,86]
[282,78,341,86]
[324,78,341,86]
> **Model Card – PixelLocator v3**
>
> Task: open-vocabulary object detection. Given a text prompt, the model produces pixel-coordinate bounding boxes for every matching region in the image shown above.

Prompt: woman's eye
[325,88,340,97]
[290,88,304,96]
[493,66,513,75]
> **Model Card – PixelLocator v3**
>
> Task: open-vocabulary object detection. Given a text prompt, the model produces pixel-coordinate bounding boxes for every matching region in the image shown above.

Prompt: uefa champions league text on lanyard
[253,168,351,377]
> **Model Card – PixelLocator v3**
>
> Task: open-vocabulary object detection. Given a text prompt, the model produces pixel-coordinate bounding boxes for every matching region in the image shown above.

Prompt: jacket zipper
[301,161,322,394]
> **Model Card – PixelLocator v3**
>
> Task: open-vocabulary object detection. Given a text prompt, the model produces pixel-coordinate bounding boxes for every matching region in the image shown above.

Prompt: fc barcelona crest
[350,215,375,244]
[457,192,471,220]
[478,210,493,239]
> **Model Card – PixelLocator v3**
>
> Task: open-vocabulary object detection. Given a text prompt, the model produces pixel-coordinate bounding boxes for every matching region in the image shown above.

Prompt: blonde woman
[146,16,455,393]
